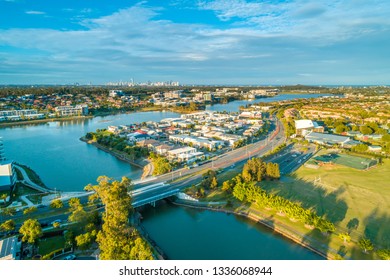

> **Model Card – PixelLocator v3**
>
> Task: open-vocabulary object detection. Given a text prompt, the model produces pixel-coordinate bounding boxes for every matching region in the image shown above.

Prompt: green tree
[335,124,348,134]
[50,199,64,209]
[23,206,37,216]
[129,237,154,260]
[352,144,368,153]
[0,219,15,232]
[221,180,233,193]
[360,125,374,135]
[358,238,374,254]
[68,198,88,224]
[338,233,351,244]
[64,230,75,248]
[0,193,8,204]
[75,232,96,251]
[210,176,218,189]
[151,156,172,175]
[19,219,42,244]
[376,249,390,260]
[1,207,16,217]
[85,176,153,260]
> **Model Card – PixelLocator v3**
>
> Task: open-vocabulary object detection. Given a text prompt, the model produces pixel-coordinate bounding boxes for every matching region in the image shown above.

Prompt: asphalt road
[3,117,285,228]
[267,144,316,175]
[132,118,286,203]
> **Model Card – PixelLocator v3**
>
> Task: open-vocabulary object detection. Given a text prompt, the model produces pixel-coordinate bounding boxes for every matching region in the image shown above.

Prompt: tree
[50,199,64,209]
[376,249,390,260]
[352,144,368,153]
[221,180,233,193]
[75,232,96,251]
[23,206,37,216]
[64,230,75,248]
[210,177,218,189]
[1,207,16,217]
[0,219,15,232]
[337,124,349,134]
[0,193,8,204]
[85,176,153,260]
[19,219,42,244]
[358,238,374,254]
[338,233,351,244]
[360,125,373,135]
[151,156,172,175]
[68,198,88,224]
[129,237,154,260]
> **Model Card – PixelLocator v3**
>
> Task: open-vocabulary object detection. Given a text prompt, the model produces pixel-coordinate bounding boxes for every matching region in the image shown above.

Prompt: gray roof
[0,236,18,260]
[305,132,350,144]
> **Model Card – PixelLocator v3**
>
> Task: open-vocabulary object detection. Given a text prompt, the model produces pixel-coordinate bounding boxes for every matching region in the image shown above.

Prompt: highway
[267,144,316,175]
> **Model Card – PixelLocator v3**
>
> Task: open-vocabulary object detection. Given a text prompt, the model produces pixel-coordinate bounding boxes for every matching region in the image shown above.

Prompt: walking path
[14,165,51,193]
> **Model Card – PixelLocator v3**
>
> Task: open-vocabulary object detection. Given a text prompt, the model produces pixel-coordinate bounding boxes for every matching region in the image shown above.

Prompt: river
[1,93,328,260]
[0,93,328,191]
[141,203,323,260]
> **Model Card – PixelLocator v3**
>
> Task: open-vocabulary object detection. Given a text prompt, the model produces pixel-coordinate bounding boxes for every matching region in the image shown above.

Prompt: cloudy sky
[0,0,389,85]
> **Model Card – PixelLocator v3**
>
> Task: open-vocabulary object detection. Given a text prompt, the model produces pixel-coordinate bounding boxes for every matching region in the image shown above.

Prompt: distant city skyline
[0,0,389,85]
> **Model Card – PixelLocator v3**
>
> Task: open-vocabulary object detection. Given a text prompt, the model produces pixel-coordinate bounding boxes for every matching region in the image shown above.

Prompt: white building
[55,105,88,117]
[0,161,16,192]
[167,147,197,161]
[0,109,44,121]
[295,119,324,136]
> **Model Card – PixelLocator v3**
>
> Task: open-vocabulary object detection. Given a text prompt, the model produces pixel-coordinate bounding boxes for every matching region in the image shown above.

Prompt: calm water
[0,94,328,191]
[0,111,179,191]
[141,203,324,260]
[0,93,329,259]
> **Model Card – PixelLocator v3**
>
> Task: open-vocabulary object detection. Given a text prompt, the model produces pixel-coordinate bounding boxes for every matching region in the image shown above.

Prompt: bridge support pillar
[150,201,156,207]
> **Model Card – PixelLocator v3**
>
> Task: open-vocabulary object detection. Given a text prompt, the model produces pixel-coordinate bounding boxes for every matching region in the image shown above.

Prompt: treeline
[242,158,280,182]
[231,180,335,233]
[85,129,149,160]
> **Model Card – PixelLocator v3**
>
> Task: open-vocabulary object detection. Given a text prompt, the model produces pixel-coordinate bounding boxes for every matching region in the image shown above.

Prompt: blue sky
[0,0,389,85]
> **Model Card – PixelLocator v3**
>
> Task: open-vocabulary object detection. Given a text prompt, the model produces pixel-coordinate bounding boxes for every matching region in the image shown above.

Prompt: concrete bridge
[132,188,180,208]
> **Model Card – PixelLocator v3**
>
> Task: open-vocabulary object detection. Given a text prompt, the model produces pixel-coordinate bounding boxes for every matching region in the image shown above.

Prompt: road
[3,117,285,229]
[267,144,316,175]
[131,118,286,204]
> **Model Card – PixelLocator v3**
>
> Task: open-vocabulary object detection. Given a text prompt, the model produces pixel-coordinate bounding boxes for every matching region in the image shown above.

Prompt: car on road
[64,254,76,260]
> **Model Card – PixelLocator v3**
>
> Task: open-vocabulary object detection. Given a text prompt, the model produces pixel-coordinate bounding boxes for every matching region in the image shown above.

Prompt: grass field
[260,157,390,255]
[312,153,377,170]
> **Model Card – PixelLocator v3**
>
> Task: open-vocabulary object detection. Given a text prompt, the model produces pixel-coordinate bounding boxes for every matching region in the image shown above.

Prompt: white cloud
[198,0,390,42]
[0,2,389,84]
[25,10,46,15]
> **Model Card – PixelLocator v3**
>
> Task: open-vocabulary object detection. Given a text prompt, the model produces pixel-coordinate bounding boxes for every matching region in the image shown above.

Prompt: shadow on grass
[262,174,348,225]
[363,208,390,248]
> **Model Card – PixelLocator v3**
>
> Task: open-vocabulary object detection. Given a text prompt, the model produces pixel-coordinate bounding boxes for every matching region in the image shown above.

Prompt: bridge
[132,188,180,208]
[130,182,181,208]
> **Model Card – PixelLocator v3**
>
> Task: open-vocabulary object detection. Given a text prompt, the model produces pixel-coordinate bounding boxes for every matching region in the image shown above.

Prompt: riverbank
[79,136,148,169]
[170,199,334,260]
[0,115,93,128]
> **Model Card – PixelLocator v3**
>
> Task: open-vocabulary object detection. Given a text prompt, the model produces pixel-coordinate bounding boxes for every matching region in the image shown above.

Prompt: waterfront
[0,111,179,191]
[0,94,327,191]
[141,203,324,260]
[0,93,330,260]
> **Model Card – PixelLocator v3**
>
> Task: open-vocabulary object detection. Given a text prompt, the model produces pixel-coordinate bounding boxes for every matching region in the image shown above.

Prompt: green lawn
[38,235,65,256]
[260,158,390,251]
